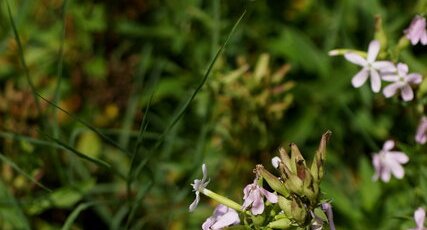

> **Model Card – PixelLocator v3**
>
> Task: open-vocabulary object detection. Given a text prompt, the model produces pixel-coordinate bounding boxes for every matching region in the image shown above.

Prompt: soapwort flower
[405,15,427,46]
[382,63,422,101]
[242,180,278,215]
[344,40,395,92]
[189,164,209,212]
[416,117,427,144]
[372,140,409,182]
[409,207,427,230]
[202,204,240,230]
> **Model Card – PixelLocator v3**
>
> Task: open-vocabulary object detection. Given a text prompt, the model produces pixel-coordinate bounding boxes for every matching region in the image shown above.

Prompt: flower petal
[189,192,200,212]
[373,61,396,72]
[383,83,400,98]
[344,53,367,66]
[380,167,391,182]
[401,85,414,101]
[407,73,423,84]
[367,40,380,63]
[370,69,381,93]
[387,159,405,179]
[372,154,381,181]
[251,193,265,215]
[397,63,409,75]
[351,68,369,88]
[260,188,278,203]
[202,164,208,182]
[389,152,409,164]
[414,207,426,227]
[383,140,395,151]
[211,210,240,229]
[381,75,400,82]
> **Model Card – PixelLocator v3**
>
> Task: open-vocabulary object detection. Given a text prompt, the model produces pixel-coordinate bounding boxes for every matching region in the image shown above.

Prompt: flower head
[382,63,422,101]
[344,40,395,92]
[372,140,409,182]
[409,207,427,230]
[202,204,240,230]
[189,164,210,212]
[416,117,427,144]
[405,15,427,46]
[242,180,278,215]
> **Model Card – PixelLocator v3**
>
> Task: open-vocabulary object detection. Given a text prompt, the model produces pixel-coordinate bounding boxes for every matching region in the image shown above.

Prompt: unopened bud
[310,131,332,183]
[256,164,289,197]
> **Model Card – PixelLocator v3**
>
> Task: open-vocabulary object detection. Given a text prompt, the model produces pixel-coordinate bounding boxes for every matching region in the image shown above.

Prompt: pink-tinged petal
[344,53,367,66]
[372,154,381,181]
[382,75,400,82]
[387,159,405,179]
[389,152,409,164]
[401,85,414,101]
[383,140,395,151]
[372,61,396,72]
[383,83,401,98]
[380,167,391,182]
[367,40,380,63]
[351,68,369,88]
[407,73,423,84]
[243,184,252,200]
[397,63,409,75]
[370,69,381,93]
[202,216,216,230]
[422,31,427,45]
[211,210,240,229]
[414,208,426,227]
[416,117,427,144]
[260,188,278,203]
[251,192,265,215]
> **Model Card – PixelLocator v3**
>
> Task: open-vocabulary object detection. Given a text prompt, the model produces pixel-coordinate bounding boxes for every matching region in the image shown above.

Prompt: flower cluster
[189,131,336,229]
[337,40,422,101]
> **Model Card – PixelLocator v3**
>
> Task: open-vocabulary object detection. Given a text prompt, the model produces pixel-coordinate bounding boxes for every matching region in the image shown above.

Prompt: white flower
[202,204,240,230]
[189,164,209,212]
[409,207,427,230]
[382,63,422,101]
[344,40,395,92]
[372,140,409,182]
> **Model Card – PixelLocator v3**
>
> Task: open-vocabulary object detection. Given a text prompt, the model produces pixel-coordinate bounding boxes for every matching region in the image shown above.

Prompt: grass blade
[133,10,247,178]
[61,202,95,230]
[0,152,51,192]
[42,133,111,169]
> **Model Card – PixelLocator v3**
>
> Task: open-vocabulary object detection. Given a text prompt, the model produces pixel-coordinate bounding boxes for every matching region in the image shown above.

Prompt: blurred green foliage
[0,0,427,229]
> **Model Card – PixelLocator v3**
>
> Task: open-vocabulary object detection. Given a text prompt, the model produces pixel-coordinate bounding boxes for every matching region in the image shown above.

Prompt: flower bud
[310,131,332,183]
[256,164,289,197]
[278,195,307,225]
[267,217,293,229]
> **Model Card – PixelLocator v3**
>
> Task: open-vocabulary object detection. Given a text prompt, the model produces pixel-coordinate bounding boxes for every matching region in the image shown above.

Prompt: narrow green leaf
[0,152,51,192]
[42,133,111,169]
[61,202,95,230]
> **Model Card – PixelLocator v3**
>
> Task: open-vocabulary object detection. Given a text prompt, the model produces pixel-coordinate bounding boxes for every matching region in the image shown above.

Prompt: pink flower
[416,117,427,144]
[242,181,278,215]
[372,140,409,182]
[405,15,427,46]
[344,40,395,93]
[202,204,240,230]
[409,207,427,230]
[382,63,422,101]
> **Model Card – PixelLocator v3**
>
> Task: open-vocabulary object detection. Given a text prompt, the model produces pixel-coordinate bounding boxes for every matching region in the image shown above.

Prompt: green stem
[202,188,244,213]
